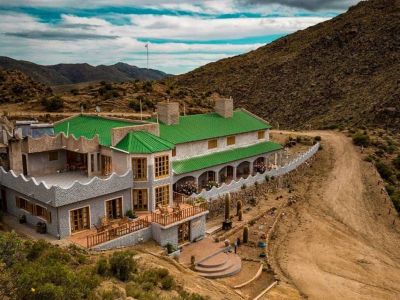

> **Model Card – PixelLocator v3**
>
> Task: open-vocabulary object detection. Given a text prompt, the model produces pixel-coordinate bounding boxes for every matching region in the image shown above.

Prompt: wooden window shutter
[28,202,35,215]
[16,196,20,208]
[46,210,52,223]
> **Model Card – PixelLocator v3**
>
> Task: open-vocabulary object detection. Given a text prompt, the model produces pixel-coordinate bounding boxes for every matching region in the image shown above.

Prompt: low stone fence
[0,167,133,207]
[191,142,320,201]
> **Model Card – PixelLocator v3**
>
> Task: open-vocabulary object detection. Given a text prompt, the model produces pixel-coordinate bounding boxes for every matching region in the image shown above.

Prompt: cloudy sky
[0,0,360,74]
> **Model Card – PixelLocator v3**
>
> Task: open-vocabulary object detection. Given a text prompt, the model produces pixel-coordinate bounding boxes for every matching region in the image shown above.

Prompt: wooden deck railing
[151,202,208,226]
[86,216,150,248]
[173,191,194,205]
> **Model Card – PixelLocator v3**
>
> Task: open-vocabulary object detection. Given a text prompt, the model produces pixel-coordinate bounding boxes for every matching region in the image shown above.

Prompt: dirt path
[269,131,400,299]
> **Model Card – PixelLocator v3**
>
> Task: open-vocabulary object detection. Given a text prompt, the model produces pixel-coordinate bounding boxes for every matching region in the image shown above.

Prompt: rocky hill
[171,0,400,131]
[0,68,52,104]
[0,57,169,86]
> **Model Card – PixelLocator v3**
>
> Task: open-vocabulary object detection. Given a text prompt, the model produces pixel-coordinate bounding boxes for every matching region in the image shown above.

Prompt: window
[154,155,169,179]
[132,158,147,181]
[35,204,51,223]
[172,148,176,157]
[132,189,148,210]
[70,206,90,233]
[48,151,58,161]
[227,136,236,145]
[101,155,112,176]
[90,154,95,172]
[16,196,32,213]
[105,197,123,219]
[155,185,169,207]
[258,130,265,139]
[208,139,218,149]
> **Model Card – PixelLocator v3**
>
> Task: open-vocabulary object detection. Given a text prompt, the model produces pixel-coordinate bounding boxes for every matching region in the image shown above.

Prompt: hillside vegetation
[171,0,400,131]
[0,57,169,85]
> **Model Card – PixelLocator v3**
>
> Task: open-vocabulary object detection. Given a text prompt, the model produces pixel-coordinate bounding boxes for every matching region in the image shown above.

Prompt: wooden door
[101,155,112,176]
[105,198,122,219]
[178,221,190,244]
[132,189,148,211]
[70,206,90,233]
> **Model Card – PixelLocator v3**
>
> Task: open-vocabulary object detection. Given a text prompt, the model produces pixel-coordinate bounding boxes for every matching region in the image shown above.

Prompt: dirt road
[269,131,400,299]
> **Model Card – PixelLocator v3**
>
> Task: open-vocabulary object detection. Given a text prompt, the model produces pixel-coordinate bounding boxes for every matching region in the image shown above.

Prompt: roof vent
[157,102,179,125]
[214,97,233,118]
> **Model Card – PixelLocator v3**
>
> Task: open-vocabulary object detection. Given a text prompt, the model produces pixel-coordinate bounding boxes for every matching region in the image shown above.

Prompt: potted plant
[36,221,47,234]
[166,243,180,258]
[19,214,26,224]
[125,210,137,220]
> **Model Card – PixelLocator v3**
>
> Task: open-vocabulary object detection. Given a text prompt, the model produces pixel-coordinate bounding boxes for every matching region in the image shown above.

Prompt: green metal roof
[172,141,282,175]
[156,110,271,145]
[54,115,139,146]
[115,131,174,154]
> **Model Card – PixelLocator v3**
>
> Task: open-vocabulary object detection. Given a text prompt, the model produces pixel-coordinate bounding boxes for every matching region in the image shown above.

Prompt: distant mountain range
[0,56,169,86]
[172,0,400,130]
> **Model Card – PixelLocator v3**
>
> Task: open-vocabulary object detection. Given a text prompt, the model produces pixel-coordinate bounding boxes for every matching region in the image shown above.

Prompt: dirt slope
[172,0,400,130]
[269,131,400,299]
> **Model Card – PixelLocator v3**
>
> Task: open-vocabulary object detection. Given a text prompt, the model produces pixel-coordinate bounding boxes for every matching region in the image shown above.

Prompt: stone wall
[0,167,133,207]
[27,150,67,176]
[151,223,178,246]
[173,130,269,161]
[111,123,160,146]
[190,215,206,242]
[192,142,320,201]
[57,188,132,238]
[92,227,152,250]
[4,187,59,236]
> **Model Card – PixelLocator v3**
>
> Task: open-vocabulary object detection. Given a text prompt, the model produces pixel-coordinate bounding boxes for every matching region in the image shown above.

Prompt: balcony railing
[151,202,208,226]
[86,216,150,248]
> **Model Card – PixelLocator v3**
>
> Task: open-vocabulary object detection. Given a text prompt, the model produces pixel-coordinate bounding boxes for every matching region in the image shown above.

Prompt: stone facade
[157,102,180,125]
[172,130,269,161]
[214,98,233,118]
[92,227,152,250]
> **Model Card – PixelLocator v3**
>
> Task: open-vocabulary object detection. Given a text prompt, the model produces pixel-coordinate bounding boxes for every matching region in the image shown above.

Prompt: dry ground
[268,131,400,299]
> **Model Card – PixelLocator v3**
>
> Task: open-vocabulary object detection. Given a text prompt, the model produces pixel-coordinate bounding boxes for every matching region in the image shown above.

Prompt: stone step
[198,253,242,279]
[195,258,233,273]
[197,252,228,268]
[196,254,242,279]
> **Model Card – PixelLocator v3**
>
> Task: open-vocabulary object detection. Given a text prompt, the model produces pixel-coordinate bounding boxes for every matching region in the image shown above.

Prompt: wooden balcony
[86,216,150,248]
[151,202,208,227]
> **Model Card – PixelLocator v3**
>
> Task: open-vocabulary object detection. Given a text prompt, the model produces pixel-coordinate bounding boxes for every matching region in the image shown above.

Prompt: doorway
[0,189,7,212]
[105,197,123,219]
[70,206,90,233]
[178,221,190,244]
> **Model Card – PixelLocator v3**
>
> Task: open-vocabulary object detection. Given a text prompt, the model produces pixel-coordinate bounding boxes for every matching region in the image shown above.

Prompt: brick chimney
[157,102,180,125]
[214,97,233,118]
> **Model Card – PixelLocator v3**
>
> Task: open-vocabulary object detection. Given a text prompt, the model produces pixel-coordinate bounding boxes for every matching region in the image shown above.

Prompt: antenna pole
[140,99,143,120]
[145,43,149,70]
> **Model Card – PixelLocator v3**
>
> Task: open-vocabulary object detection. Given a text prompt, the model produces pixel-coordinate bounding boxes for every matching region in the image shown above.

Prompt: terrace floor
[33,171,104,188]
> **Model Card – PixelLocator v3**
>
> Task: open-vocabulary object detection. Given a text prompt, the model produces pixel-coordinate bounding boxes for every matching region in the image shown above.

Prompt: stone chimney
[157,102,180,125]
[214,97,233,118]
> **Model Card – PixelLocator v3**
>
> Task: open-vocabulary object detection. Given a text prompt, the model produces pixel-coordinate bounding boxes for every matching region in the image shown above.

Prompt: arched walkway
[173,176,197,195]
[198,171,217,190]
[253,157,266,174]
[219,166,234,184]
[236,161,250,179]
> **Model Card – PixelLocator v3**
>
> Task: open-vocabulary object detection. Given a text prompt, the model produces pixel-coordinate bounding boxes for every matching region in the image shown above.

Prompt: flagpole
[145,43,149,70]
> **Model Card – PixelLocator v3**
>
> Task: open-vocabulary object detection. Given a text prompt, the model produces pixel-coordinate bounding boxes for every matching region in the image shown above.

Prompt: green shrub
[109,251,137,281]
[129,100,140,111]
[26,239,48,261]
[352,132,370,147]
[385,185,395,196]
[95,257,109,276]
[41,96,64,112]
[0,231,24,267]
[393,155,400,170]
[160,275,175,290]
[314,136,322,142]
[375,162,393,181]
